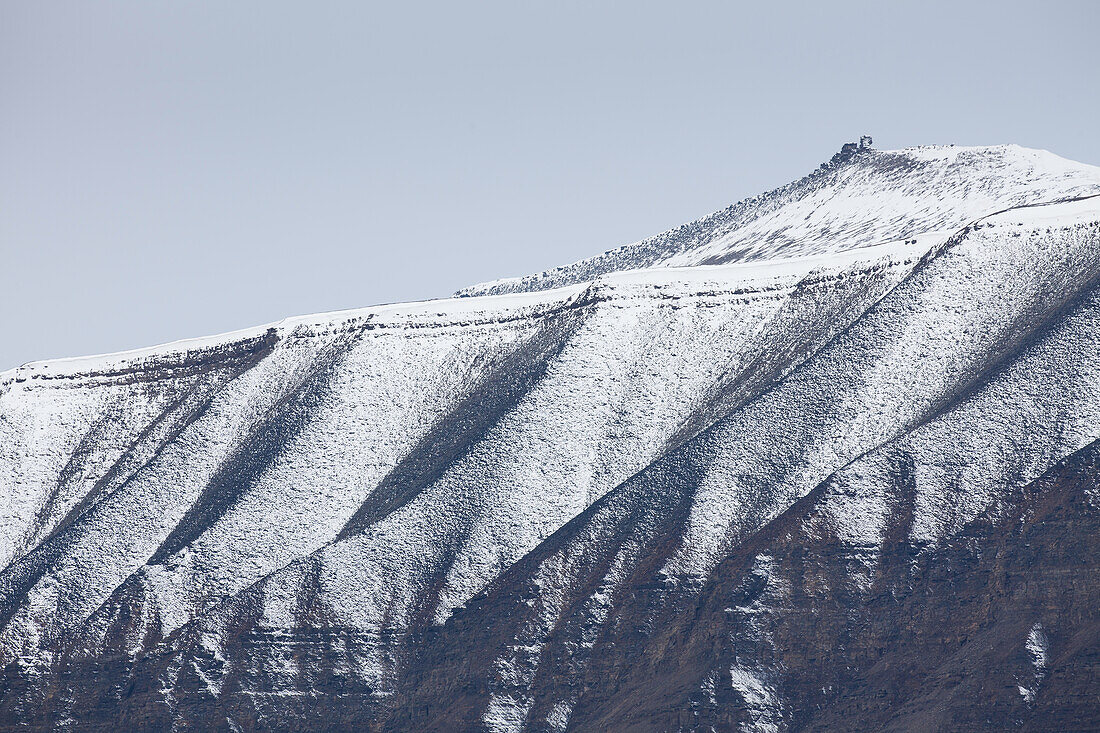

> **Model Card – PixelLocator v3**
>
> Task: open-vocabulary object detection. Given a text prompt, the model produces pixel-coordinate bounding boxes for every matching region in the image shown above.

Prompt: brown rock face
[385,442,1100,733]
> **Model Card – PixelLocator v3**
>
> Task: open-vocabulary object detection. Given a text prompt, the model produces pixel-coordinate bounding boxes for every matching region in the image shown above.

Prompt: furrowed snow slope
[0,145,1098,731]
[0,240,923,716]
[389,196,1100,732]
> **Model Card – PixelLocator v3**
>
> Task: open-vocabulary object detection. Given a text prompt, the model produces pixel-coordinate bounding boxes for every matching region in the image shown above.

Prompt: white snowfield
[0,143,1098,730]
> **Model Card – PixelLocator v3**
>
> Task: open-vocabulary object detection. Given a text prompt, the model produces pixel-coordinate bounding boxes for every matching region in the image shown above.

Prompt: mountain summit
[2,143,1099,731]
[460,142,1100,296]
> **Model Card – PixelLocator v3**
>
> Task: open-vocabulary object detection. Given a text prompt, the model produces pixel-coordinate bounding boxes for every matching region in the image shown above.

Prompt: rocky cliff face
[1,144,1099,731]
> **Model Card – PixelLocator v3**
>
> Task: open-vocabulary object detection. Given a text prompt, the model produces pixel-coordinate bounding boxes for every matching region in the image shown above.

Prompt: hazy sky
[3,1,1098,370]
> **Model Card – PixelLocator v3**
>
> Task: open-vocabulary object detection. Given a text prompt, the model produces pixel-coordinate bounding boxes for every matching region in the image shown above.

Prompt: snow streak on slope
[0,144,1099,731]
[459,143,1100,297]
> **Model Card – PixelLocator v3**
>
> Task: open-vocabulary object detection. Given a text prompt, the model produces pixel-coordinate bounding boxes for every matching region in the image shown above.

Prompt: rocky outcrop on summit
[1,144,1099,731]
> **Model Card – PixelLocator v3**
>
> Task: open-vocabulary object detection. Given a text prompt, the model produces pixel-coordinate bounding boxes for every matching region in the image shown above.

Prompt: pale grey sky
[3,1,1098,369]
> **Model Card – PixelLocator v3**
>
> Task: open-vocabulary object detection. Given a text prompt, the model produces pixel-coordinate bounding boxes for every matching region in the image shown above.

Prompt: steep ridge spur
[0,144,1099,731]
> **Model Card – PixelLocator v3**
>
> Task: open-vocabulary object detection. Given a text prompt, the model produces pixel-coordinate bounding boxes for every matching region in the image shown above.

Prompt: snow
[1026,623,1048,671]
[656,195,1100,578]
[1,234,925,388]
[728,665,782,733]
[1020,622,1049,703]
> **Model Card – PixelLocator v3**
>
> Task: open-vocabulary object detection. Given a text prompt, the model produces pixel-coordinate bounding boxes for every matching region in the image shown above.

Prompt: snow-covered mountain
[1,142,1099,731]
[459,141,1100,296]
